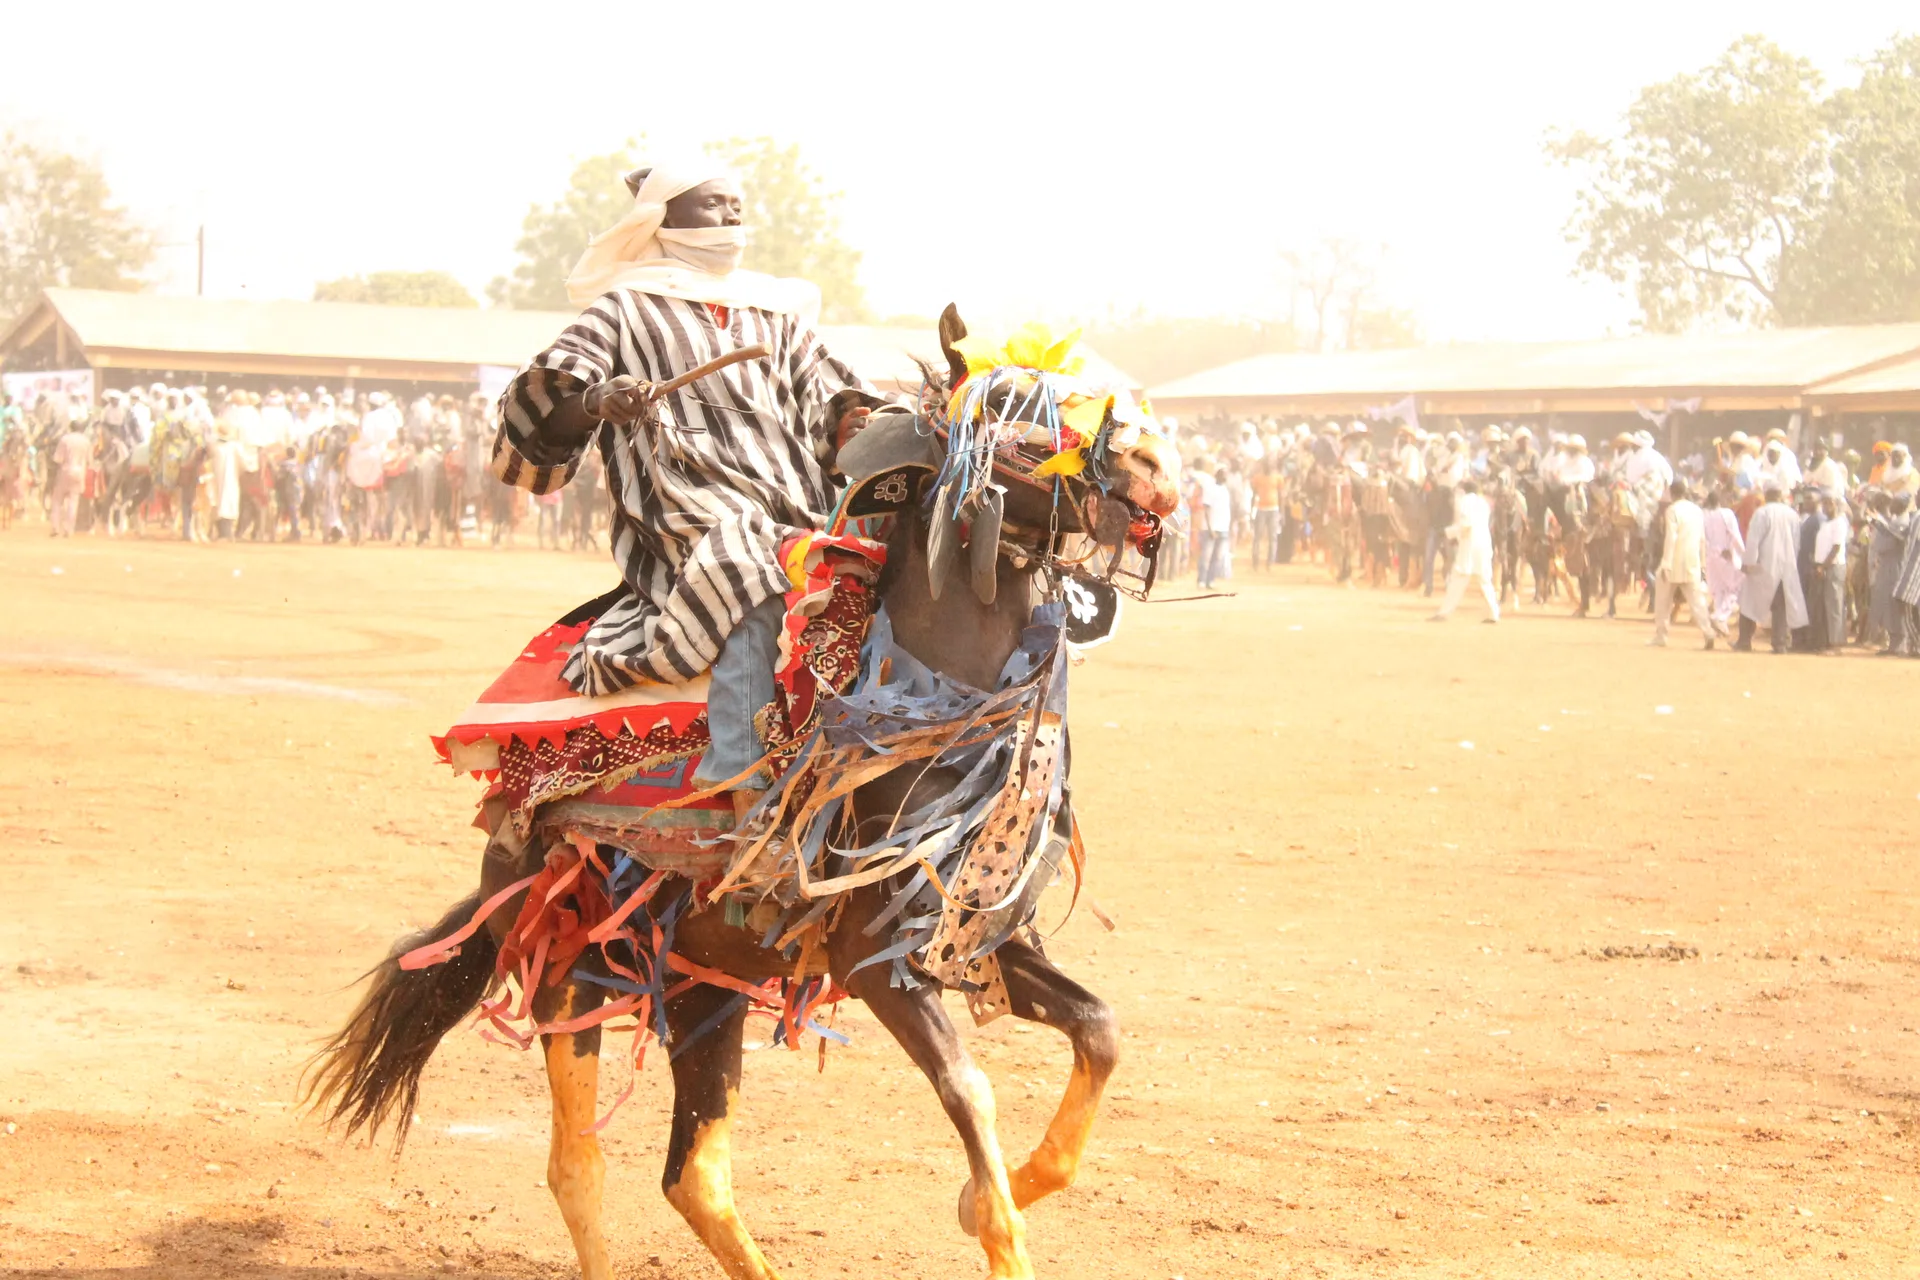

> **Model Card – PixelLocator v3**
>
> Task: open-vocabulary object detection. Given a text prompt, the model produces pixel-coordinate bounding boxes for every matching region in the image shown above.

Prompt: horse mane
[911,357,950,419]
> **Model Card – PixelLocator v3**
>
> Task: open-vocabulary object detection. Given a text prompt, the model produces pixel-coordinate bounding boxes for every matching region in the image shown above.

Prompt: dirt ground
[2,525,1917,1280]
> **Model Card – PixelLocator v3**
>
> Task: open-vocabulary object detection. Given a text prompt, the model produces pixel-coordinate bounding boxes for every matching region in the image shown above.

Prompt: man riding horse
[315,154,1183,1280]
[490,159,882,828]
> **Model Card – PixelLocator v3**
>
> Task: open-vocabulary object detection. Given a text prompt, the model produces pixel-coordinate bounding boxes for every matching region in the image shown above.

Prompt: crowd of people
[0,382,606,551]
[5,384,1918,656]
[1163,415,1920,652]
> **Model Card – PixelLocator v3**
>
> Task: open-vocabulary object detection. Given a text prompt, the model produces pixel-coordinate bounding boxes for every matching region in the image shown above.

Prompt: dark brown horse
[1575,479,1634,619]
[309,306,1180,1280]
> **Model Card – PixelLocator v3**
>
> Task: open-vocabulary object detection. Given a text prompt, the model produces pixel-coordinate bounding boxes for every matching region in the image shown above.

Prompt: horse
[91,432,135,536]
[1576,479,1635,619]
[309,305,1181,1280]
[1388,475,1427,590]
[1513,472,1557,604]
[1306,464,1361,583]
[1356,473,1396,587]
[1486,469,1530,610]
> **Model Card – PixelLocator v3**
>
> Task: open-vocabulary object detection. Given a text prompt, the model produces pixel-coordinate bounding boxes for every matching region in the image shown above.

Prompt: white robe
[1739,501,1808,629]
[211,438,242,521]
[1659,499,1706,583]
[1447,491,1494,578]
[1702,507,1744,621]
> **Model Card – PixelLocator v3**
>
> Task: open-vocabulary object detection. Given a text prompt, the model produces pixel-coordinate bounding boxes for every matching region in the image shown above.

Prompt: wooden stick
[649,344,770,401]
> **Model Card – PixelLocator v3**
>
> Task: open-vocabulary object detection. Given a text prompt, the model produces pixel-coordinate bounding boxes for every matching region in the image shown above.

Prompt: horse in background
[1307,464,1360,582]
[1487,468,1531,609]
[1575,478,1635,619]
[1389,476,1428,590]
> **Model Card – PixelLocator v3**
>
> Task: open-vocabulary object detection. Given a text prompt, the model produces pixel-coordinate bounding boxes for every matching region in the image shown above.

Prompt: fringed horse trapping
[309,304,1180,1280]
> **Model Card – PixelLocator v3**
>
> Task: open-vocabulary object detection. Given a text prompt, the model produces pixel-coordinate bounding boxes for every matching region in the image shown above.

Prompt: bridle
[922,366,1166,601]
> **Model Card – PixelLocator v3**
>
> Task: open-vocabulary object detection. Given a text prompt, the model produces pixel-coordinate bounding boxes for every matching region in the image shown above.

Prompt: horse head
[907,304,1181,589]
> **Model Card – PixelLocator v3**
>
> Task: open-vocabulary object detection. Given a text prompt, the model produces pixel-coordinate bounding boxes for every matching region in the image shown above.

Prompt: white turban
[563,160,820,321]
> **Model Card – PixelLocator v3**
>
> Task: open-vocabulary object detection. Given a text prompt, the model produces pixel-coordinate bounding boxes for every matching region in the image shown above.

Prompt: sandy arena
[2,528,1916,1279]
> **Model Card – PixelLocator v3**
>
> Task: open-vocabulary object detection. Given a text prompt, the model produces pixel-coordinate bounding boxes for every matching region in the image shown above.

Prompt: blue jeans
[690,595,784,790]
[1198,532,1231,588]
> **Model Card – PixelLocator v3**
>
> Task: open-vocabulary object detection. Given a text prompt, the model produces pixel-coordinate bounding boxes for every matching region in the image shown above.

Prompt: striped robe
[493,289,874,694]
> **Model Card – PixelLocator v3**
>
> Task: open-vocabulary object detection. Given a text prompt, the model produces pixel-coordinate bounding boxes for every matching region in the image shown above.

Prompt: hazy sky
[3,2,1911,342]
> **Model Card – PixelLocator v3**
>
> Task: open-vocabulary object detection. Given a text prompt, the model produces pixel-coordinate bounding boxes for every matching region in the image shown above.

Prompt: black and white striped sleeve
[785,316,882,443]
[490,299,622,494]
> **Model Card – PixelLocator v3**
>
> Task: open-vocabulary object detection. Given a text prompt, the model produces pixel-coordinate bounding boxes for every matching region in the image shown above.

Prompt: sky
[2,1,1912,343]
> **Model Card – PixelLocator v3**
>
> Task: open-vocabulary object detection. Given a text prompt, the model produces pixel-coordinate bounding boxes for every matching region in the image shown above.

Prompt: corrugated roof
[32,287,573,369]
[1806,354,1920,398]
[2,289,1140,391]
[1150,324,1920,409]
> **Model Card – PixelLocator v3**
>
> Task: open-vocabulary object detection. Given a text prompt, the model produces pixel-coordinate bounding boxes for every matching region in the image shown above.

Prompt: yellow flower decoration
[951,322,1087,379]
[1061,394,1111,438]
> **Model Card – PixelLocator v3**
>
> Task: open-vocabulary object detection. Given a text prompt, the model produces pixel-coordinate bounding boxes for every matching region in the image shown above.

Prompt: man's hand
[582,377,654,425]
[834,405,871,453]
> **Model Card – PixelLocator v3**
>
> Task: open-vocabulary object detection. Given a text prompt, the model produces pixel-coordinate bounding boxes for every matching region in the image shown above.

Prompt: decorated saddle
[434,529,888,876]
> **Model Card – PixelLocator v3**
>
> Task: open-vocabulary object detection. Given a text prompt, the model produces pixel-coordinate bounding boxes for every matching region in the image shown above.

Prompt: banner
[3,368,93,412]
[1365,394,1420,434]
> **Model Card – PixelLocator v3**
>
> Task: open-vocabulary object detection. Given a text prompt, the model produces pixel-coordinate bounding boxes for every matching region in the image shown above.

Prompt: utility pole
[196,224,205,296]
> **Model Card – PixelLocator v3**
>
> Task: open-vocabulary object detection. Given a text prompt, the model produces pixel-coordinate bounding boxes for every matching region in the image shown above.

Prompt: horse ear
[937,303,969,389]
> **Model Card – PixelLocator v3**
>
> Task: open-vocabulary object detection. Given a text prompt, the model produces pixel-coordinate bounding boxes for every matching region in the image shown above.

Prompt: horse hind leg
[537,974,614,1280]
[661,983,782,1280]
[963,938,1118,1225]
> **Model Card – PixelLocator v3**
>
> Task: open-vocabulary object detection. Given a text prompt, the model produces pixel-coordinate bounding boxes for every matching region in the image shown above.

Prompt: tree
[1787,35,1920,324]
[705,137,871,323]
[1550,36,1828,331]
[1347,305,1422,350]
[1280,238,1390,350]
[314,270,477,307]
[0,132,152,322]
[489,143,641,309]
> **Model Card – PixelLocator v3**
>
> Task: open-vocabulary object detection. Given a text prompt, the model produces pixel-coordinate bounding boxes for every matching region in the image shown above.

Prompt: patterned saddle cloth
[434,531,886,876]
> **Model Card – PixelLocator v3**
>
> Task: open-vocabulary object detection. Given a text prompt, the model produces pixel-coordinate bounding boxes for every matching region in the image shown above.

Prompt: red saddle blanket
[434,532,885,870]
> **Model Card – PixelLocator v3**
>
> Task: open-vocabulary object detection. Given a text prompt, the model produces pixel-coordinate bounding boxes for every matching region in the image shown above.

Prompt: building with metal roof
[0,288,1138,397]
[1804,355,1920,416]
[1149,324,1920,422]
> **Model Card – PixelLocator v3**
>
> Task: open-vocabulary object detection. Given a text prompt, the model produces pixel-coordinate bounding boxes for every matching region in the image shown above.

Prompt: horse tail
[303,889,499,1148]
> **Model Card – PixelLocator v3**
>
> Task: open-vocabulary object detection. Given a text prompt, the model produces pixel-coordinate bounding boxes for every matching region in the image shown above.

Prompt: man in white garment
[1625,431,1672,497]
[1701,490,1744,634]
[1649,480,1714,649]
[1881,444,1920,499]
[209,416,243,539]
[1812,494,1850,652]
[1235,421,1264,467]
[1758,434,1802,492]
[1734,486,1808,653]
[1428,478,1499,623]
[1806,441,1849,501]
[1393,426,1425,485]
[1561,436,1596,486]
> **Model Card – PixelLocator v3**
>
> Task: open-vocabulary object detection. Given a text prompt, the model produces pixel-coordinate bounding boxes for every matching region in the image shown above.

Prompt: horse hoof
[957,1178,979,1238]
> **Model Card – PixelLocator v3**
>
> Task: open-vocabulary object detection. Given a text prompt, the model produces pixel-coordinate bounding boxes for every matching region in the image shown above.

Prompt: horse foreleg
[661,984,781,1280]
[841,958,1030,1278]
[990,938,1118,1215]
[536,976,613,1280]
